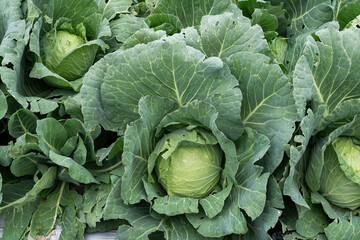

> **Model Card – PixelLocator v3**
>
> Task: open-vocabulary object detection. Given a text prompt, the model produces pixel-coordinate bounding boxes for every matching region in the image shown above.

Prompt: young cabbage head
[42,30,86,71]
[318,137,360,210]
[154,128,223,199]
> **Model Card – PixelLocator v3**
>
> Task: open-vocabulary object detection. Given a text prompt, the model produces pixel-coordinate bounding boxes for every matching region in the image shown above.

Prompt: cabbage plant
[0,110,101,238]
[280,21,360,239]
[0,0,25,120]
[28,0,110,90]
[81,8,299,238]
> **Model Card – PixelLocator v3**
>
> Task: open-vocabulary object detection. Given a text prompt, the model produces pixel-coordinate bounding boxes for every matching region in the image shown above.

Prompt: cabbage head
[154,128,222,198]
[306,116,360,212]
[42,29,86,72]
[318,137,360,210]
[28,0,109,90]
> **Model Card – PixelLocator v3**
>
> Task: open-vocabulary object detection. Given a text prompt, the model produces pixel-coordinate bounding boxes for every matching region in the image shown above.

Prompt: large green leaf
[186,192,248,237]
[0,167,56,211]
[10,167,56,207]
[311,192,349,220]
[83,183,112,227]
[10,153,48,177]
[284,107,325,208]
[121,96,176,204]
[235,127,270,220]
[59,203,86,240]
[281,0,333,72]
[2,201,39,240]
[180,11,270,60]
[37,118,68,155]
[251,8,279,41]
[324,217,360,239]
[227,52,298,173]
[153,0,232,27]
[49,150,98,184]
[104,179,167,238]
[284,0,333,37]
[96,0,132,21]
[81,37,239,133]
[29,182,66,237]
[152,196,199,216]
[110,15,148,43]
[169,216,209,240]
[0,180,34,211]
[243,177,283,240]
[8,108,38,138]
[293,23,360,130]
[295,194,329,238]
[0,0,24,62]
[32,0,102,38]
[337,0,360,29]
[122,28,166,50]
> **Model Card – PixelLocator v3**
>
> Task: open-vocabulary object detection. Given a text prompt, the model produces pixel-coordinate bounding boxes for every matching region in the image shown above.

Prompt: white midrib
[172,52,182,106]
[17,114,28,133]
[48,182,66,236]
[313,79,329,117]
[243,94,274,124]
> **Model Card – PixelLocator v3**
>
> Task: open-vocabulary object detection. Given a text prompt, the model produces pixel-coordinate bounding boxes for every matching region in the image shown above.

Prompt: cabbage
[155,128,222,198]
[42,30,86,71]
[319,137,360,210]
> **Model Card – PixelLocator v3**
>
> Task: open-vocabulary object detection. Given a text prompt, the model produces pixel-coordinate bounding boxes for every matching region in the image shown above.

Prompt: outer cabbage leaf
[29,183,66,237]
[178,11,271,60]
[283,0,333,37]
[337,0,360,29]
[104,179,169,239]
[283,107,325,208]
[2,202,38,240]
[280,0,333,72]
[81,37,240,134]
[95,0,133,21]
[110,15,148,43]
[293,22,360,129]
[243,176,283,240]
[227,52,297,173]
[324,217,360,240]
[153,0,232,27]
[8,108,37,138]
[0,168,56,211]
[120,95,177,204]
[0,0,23,63]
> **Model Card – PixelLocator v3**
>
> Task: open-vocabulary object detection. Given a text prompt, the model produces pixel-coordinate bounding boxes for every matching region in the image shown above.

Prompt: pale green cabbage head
[319,137,360,210]
[154,128,223,198]
[42,30,86,70]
